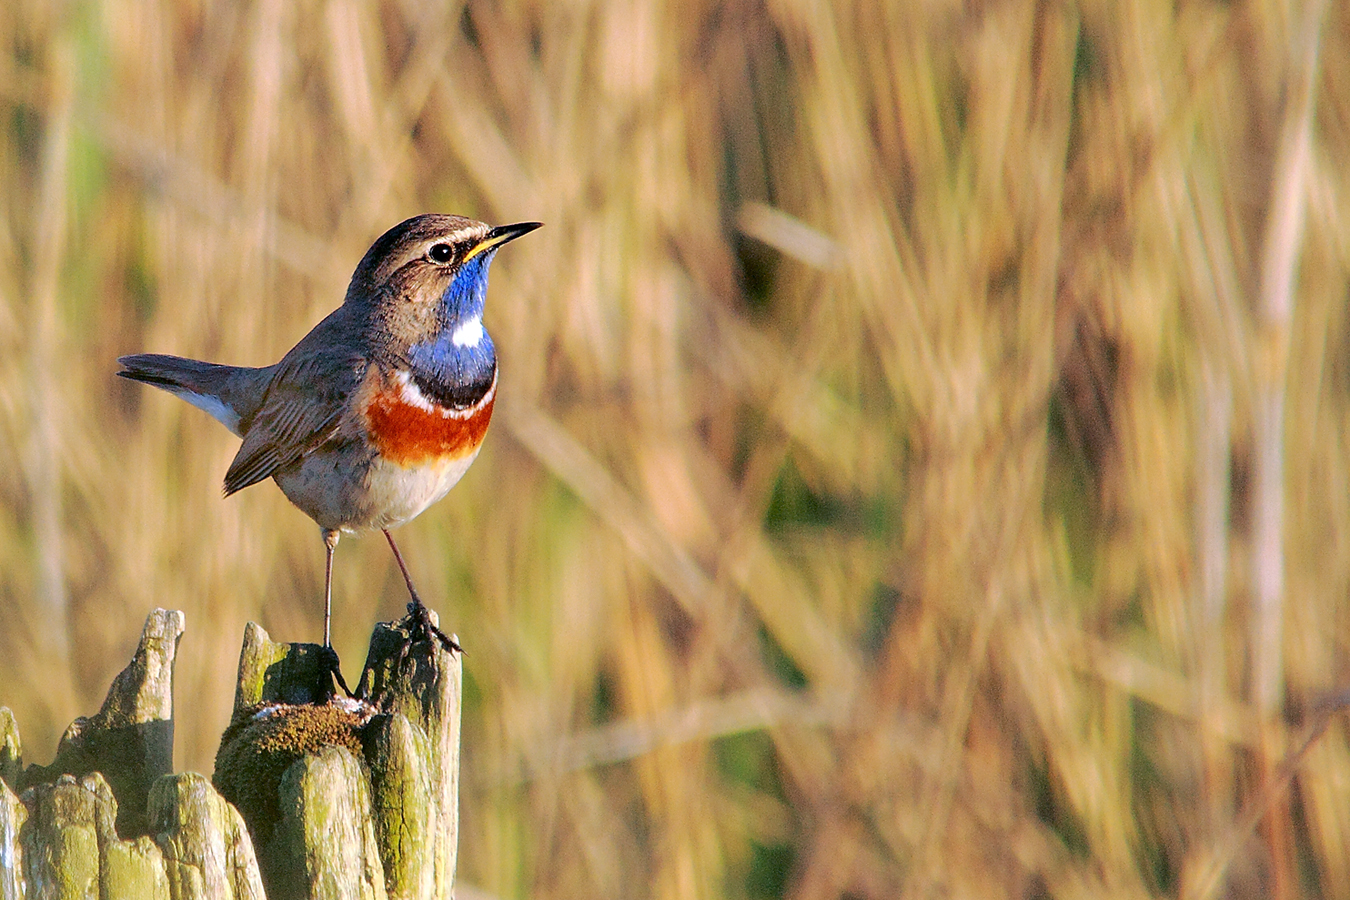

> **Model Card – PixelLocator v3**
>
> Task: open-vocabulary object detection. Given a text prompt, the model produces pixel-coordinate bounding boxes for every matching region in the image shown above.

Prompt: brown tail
[118,353,269,437]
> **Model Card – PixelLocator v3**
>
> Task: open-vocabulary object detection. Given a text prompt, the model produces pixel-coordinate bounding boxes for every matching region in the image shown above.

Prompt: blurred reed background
[2,0,1350,897]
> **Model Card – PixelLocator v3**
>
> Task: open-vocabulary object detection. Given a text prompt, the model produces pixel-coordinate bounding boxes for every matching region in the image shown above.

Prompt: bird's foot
[404,597,462,656]
[318,644,355,699]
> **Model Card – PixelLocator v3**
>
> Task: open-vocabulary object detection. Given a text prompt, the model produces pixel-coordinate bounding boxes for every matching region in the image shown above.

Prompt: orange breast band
[363,371,496,468]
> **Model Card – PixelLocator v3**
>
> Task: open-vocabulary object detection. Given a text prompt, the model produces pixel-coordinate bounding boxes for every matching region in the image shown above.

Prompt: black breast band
[411,361,496,410]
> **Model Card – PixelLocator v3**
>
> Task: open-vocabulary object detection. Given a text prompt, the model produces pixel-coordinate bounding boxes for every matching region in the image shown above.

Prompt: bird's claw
[319,644,355,699]
[404,600,462,655]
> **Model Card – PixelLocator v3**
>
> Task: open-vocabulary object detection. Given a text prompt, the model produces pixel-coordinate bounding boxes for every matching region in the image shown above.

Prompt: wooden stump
[0,607,463,900]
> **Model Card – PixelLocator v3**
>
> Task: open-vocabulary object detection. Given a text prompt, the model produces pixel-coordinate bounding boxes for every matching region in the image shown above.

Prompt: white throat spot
[451,316,484,348]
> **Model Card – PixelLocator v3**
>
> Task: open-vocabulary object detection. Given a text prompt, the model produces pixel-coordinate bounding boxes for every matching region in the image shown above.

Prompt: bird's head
[346,214,541,356]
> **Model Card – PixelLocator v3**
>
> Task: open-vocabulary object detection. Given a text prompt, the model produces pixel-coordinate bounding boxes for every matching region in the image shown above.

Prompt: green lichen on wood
[233,621,294,709]
[102,835,170,900]
[214,700,370,853]
[18,608,182,836]
[271,745,387,899]
[364,712,434,898]
[231,617,363,713]
[214,615,461,900]
[0,608,462,899]
[0,778,26,898]
[357,614,462,897]
[18,769,254,900]
[19,772,176,899]
[232,621,344,710]
[21,775,103,899]
[0,707,21,789]
[149,771,265,900]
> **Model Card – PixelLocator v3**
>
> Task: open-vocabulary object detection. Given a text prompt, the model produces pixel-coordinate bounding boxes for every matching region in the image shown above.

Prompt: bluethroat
[119,214,541,664]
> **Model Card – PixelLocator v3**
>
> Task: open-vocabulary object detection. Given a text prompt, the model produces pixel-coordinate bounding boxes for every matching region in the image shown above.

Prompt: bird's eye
[428,243,454,264]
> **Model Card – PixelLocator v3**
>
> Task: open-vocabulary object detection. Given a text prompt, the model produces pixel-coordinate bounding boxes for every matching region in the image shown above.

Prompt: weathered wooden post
[0,607,462,900]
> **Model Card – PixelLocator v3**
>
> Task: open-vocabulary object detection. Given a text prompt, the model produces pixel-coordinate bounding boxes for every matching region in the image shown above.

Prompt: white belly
[356,445,483,531]
[273,443,483,533]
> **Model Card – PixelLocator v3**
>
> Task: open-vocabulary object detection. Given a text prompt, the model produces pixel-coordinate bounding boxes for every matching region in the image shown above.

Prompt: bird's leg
[320,528,352,697]
[383,527,424,610]
[323,528,339,648]
[383,529,462,654]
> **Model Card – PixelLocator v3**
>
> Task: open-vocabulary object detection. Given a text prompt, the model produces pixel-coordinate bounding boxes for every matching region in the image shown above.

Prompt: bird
[118,214,541,670]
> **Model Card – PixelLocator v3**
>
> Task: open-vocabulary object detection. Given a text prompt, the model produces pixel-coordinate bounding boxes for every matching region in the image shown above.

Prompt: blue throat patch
[407,253,498,408]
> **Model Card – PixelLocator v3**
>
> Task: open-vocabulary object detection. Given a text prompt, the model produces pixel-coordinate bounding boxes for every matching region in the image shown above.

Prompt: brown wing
[223,312,367,496]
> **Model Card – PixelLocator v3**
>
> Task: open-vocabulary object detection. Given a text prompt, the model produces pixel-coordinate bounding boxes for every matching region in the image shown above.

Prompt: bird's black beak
[465,221,543,261]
